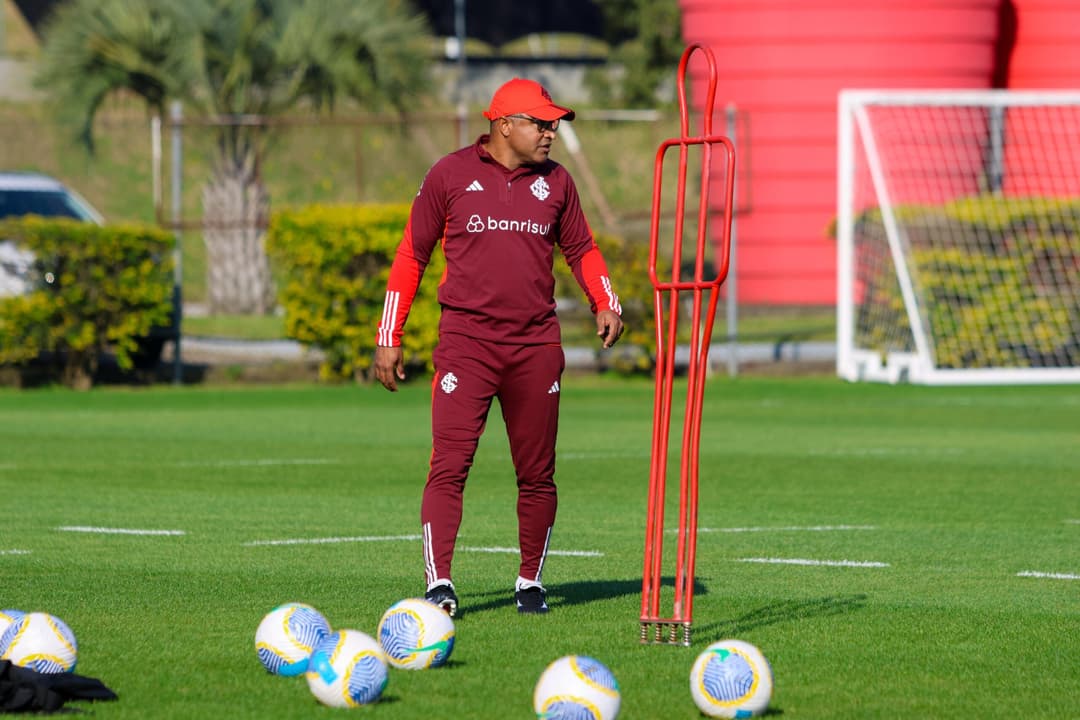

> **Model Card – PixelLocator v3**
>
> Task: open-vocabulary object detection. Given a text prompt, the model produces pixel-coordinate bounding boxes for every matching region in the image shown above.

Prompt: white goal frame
[837,89,1080,385]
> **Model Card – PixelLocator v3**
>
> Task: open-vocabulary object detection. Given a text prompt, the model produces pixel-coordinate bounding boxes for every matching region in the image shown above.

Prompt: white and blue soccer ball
[533,655,621,720]
[0,611,78,674]
[254,602,331,676]
[305,629,388,708]
[377,598,455,670]
[689,639,773,718]
[0,609,24,639]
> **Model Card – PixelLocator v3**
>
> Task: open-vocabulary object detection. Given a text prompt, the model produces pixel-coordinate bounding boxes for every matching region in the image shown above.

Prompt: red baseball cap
[482,78,576,122]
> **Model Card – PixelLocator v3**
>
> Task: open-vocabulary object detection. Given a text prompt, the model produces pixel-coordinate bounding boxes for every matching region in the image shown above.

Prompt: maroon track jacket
[377,135,621,347]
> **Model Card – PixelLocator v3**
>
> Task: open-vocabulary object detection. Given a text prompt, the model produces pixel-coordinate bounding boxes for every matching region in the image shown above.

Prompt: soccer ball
[254,602,331,676]
[377,598,455,670]
[689,639,773,718]
[0,609,24,638]
[0,612,78,674]
[533,655,621,720]
[305,629,388,708]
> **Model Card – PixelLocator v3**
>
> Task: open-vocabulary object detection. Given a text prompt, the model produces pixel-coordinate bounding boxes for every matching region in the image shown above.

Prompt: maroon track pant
[421,333,565,587]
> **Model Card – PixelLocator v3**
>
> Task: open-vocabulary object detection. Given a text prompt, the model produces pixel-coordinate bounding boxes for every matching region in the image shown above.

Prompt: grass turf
[1,376,1077,718]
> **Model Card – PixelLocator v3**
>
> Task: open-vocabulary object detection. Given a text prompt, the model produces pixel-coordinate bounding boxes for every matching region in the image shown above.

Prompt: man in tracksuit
[373,78,624,616]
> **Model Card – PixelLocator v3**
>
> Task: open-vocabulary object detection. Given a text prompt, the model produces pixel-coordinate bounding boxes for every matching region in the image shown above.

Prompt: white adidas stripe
[534,526,553,584]
[423,522,438,585]
[600,276,621,314]
[379,290,399,347]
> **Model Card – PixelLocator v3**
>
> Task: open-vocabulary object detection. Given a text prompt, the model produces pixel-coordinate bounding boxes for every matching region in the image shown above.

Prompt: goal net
[837,90,1080,385]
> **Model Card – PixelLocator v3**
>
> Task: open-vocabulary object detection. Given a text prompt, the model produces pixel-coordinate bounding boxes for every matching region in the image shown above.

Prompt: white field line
[808,448,963,457]
[924,395,1080,408]
[243,534,421,547]
[1016,571,1080,581]
[1065,519,1080,525]
[690,525,876,534]
[459,545,604,557]
[242,535,602,556]
[175,458,339,468]
[559,452,650,460]
[57,526,186,536]
[0,549,31,555]
[737,557,890,568]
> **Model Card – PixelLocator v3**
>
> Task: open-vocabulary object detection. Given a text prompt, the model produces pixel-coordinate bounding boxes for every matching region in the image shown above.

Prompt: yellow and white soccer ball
[377,598,455,670]
[533,655,621,720]
[305,629,389,708]
[689,639,773,718]
[254,602,331,676]
[0,611,78,674]
[0,609,24,639]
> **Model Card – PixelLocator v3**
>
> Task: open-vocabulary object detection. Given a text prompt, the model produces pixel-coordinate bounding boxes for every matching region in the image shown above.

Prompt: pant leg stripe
[534,525,553,585]
[423,522,437,585]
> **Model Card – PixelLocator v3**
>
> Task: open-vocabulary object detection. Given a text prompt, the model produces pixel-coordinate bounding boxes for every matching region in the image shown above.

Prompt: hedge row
[853,195,1080,369]
[266,204,440,382]
[1,204,677,387]
[0,218,174,388]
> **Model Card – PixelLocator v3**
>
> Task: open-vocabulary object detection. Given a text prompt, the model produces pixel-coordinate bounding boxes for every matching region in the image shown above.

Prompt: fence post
[170,100,184,385]
[725,103,739,377]
[455,0,469,148]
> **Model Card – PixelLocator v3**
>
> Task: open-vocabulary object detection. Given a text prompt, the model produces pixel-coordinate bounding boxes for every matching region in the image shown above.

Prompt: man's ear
[498,117,513,137]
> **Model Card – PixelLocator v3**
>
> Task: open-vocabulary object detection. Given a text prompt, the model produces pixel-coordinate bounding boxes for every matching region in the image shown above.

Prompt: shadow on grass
[0,352,212,388]
[692,593,868,641]
[459,577,866,641]
[460,577,706,615]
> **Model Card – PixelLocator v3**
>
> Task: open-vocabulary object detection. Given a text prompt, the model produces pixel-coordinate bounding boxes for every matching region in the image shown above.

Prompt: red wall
[1004,0,1080,88]
[678,0,1002,304]
[1001,0,1080,196]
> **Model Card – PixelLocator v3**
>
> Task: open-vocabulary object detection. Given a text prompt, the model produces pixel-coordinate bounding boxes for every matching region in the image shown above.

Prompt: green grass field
[1,376,1078,718]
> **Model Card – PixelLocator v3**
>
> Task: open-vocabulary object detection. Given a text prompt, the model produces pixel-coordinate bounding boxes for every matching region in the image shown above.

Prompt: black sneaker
[425,583,458,618]
[514,586,549,614]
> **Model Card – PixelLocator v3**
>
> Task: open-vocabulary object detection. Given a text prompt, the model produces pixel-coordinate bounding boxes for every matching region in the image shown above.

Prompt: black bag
[0,660,117,714]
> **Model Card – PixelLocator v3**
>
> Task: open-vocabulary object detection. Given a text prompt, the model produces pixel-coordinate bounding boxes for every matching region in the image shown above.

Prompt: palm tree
[36,0,432,314]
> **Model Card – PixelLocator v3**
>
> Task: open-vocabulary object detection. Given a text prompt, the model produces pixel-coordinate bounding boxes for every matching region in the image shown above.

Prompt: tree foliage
[35,0,433,148]
[589,0,683,107]
[35,0,433,315]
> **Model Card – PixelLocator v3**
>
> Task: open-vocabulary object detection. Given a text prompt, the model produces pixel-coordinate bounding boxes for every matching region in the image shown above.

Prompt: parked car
[0,172,177,369]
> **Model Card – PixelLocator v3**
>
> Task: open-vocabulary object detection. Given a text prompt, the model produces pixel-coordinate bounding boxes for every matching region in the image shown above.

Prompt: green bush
[0,218,174,388]
[266,204,442,382]
[268,204,662,381]
[552,231,663,373]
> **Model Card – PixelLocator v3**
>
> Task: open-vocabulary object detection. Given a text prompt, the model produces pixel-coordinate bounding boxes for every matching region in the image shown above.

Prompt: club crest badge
[529,177,550,202]
[440,372,458,394]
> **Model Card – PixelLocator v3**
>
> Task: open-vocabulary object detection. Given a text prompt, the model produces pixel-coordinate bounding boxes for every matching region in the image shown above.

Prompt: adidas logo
[466,180,484,192]
[547,381,560,395]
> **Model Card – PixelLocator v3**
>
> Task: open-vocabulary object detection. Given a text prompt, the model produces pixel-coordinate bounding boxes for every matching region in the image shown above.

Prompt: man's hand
[373,345,405,391]
[596,310,624,349]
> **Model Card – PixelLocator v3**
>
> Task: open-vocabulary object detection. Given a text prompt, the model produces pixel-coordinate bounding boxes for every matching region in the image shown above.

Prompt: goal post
[837,89,1080,385]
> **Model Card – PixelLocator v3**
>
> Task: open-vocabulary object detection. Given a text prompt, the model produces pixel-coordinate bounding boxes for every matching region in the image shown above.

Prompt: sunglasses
[507,114,561,134]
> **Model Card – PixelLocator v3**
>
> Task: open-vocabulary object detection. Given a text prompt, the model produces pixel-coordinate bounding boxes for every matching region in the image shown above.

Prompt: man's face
[505,115,560,165]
